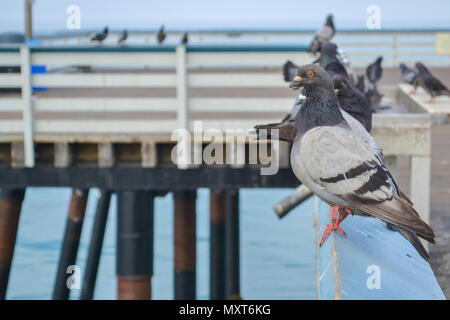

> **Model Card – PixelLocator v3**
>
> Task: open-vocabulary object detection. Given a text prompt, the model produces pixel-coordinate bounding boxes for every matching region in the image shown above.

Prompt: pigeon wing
[300,126,434,241]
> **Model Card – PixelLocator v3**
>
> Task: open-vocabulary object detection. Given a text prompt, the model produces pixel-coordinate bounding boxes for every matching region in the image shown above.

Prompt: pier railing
[34,29,450,68]
[0,44,433,221]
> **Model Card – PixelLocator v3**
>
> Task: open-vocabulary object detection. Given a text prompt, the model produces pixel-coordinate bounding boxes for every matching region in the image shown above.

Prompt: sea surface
[7,187,317,300]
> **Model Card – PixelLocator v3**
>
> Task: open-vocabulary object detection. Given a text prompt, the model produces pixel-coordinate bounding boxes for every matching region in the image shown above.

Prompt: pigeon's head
[332,74,351,92]
[399,63,407,71]
[326,14,334,25]
[375,56,383,64]
[415,62,429,74]
[289,64,333,91]
[104,26,109,33]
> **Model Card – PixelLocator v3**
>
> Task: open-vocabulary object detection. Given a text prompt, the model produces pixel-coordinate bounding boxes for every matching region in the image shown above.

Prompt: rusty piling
[81,189,112,300]
[174,190,197,300]
[210,189,226,300]
[225,189,240,299]
[53,188,89,300]
[117,190,153,300]
[0,189,25,300]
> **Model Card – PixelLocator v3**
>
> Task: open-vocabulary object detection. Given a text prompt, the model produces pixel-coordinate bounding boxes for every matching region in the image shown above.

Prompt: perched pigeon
[157,25,166,44]
[288,64,434,261]
[366,56,383,85]
[365,82,383,112]
[355,74,365,94]
[181,32,188,44]
[399,63,418,94]
[118,29,128,45]
[333,75,372,132]
[318,43,350,79]
[415,62,450,102]
[307,14,335,55]
[91,26,108,43]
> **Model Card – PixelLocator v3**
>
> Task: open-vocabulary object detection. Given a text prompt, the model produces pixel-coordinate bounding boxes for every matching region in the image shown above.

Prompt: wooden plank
[0,74,21,87]
[187,52,312,67]
[188,73,286,88]
[32,73,177,88]
[0,53,21,66]
[316,198,445,300]
[31,52,176,66]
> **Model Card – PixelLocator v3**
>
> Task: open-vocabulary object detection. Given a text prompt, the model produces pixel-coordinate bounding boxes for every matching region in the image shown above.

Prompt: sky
[1,0,450,34]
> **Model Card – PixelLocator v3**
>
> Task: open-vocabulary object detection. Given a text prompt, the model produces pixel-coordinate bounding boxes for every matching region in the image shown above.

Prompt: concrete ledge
[398,84,450,125]
[315,197,445,300]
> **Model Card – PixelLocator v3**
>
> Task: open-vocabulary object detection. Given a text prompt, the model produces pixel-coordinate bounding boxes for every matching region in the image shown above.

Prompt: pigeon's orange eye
[308,71,315,78]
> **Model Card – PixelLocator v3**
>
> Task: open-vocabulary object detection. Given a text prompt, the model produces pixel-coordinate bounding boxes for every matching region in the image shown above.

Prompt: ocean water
[7,187,317,300]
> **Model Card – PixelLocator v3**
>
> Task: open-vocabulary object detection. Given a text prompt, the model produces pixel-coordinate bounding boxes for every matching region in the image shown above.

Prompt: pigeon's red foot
[319,206,351,247]
[409,89,416,95]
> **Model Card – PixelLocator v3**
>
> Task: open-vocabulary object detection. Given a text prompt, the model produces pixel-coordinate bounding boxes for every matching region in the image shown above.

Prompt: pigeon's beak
[289,76,303,89]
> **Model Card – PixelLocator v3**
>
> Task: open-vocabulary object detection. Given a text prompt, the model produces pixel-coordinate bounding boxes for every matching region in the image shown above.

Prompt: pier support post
[81,189,112,300]
[225,189,240,299]
[174,190,197,300]
[0,189,25,300]
[117,190,153,300]
[210,189,226,300]
[53,188,89,300]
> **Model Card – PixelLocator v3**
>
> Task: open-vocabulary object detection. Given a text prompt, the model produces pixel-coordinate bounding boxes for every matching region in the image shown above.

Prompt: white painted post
[176,45,190,169]
[410,156,431,224]
[392,34,398,67]
[20,45,35,167]
[176,45,188,130]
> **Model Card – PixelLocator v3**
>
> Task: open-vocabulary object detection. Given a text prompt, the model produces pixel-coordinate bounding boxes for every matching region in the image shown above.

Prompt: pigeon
[318,43,350,80]
[333,75,372,132]
[307,14,335,55]
[366,56,383,85]
[181,32,188,44]
[365,83,383,112]
[355,74,365,94]
[288,64,434,261]
[415,62,450,103]
[91,26,108,43]
[118,29,128,45]
[399,63,418,94]
[157,25,166,44]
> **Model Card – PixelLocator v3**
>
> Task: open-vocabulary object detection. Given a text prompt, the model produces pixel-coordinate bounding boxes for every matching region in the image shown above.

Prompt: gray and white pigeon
[118,29,128,45]
[415,62,450,102]
[399,63,418,94]
[307,14,335,55]
[366,56,383,85]
[157,25,166,44]
[91,26,108,43]
[288,64,435,261]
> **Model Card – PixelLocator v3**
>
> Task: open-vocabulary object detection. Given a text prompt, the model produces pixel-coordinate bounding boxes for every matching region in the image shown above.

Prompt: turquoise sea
[7,187,317,300]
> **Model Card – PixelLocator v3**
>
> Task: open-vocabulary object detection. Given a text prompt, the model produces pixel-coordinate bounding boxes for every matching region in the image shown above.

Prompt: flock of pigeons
[90,25,189,45]
[254,14,448,261]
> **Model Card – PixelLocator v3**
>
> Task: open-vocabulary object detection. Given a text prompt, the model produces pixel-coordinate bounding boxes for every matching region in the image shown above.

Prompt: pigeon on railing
[157,25,166,44]
[91,26,108,43]
[415,62,450,103]
[307,14,335,55]
[287,64,434,261]
[118,29,128,45]
[181,32,188,44]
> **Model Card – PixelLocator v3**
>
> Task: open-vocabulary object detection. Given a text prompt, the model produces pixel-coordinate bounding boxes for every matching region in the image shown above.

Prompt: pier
[0,29,449,299]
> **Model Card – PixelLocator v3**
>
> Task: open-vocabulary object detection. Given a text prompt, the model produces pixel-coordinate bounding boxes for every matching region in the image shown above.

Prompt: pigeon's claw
[319,206,350,246]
